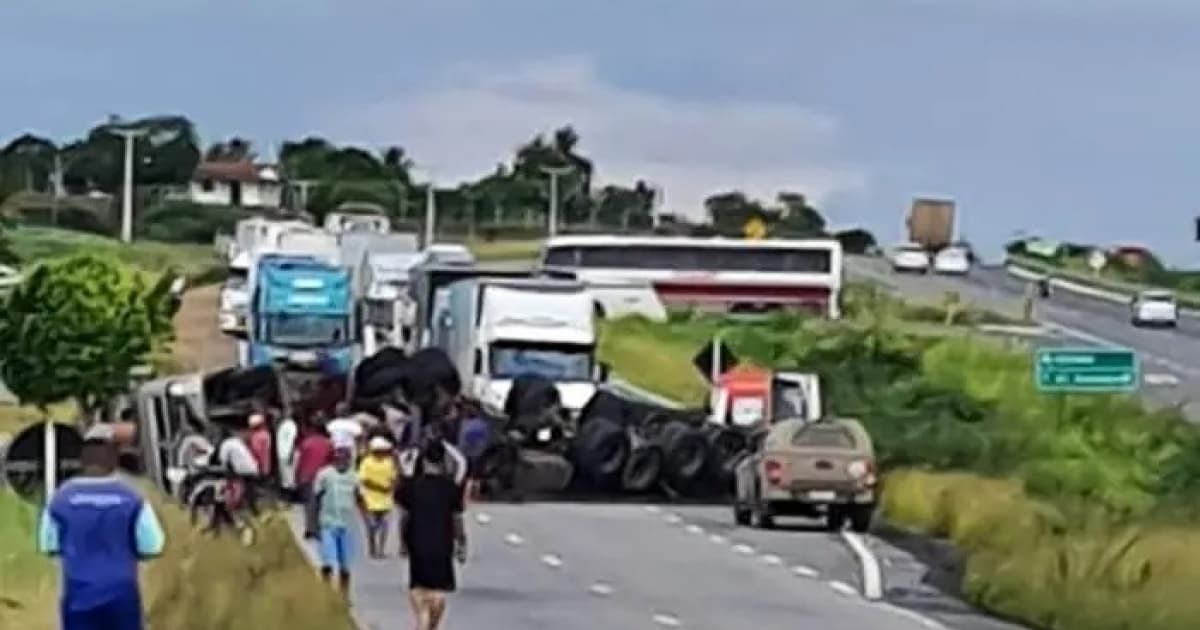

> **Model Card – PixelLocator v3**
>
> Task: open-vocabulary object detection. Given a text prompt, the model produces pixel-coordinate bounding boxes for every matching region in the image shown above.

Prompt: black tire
[826,508,847,532]
[578,390,627,427]
[621,445,664,493]
[734,506,751,526]
[659,421,709,490]
[572,416,630,486]
[400,348,461,401]
[354,347,407,388]
[505,374,561,421]
[753,503,775,529]
[511,449,574,494]
[849,504,874,533]
[356,364,408,399]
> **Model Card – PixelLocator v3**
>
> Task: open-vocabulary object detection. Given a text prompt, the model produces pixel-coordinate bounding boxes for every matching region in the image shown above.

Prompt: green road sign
[1035,347,1138,393]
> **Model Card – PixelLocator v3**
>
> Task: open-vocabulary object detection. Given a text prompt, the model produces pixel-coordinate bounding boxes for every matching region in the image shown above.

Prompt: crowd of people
[37,393,488,630]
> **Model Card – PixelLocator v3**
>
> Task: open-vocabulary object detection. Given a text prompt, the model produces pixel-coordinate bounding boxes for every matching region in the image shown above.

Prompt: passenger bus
[538,235,844,318]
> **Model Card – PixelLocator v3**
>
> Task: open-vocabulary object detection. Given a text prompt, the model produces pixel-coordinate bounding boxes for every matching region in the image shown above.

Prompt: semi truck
[428,277,605,419]
[906,197,956,253]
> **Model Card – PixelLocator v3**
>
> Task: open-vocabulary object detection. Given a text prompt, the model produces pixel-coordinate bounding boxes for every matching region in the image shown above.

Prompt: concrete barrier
[1006,263,1200,317]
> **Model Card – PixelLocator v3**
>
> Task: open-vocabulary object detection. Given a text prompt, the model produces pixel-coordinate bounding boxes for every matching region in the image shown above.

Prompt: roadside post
[1035,347,1139,424]
[1087,249,1107,277]
[1,421,85,504]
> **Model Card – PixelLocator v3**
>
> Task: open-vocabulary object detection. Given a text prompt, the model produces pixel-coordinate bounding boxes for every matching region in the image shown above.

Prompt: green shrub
[138,201,251,244]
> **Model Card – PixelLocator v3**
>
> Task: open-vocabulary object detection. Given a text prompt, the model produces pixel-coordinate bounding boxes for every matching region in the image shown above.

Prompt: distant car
[0,264,20,291]
[933,247,971,275]
[733,417,877,532]
[1130,290,1178,327]
[890,244,930,273]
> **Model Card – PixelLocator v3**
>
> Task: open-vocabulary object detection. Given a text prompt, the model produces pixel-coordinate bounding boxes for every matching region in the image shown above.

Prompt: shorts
[365,510,390,532]
[61,588,143,630]
[319,526,355,571]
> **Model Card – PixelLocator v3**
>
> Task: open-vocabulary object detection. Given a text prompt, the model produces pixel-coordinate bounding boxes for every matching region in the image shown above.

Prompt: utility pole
[423,182,437,248]
[291,180,319,214]
[112,128,148,243]
[540,165,573,237]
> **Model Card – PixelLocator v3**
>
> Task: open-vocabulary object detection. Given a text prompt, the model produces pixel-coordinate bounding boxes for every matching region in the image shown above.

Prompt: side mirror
[595,362,610,382]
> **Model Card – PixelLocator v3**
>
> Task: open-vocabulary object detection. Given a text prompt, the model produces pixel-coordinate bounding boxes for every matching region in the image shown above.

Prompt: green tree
[61,115,201,193]
[1,134,57,195]
[0,255,176,417]
[773,191,827,237]
[834,228,877,254]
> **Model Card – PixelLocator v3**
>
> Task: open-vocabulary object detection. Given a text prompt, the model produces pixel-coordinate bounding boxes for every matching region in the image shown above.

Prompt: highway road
[291,502,1021,630]
[847,255,1200,418]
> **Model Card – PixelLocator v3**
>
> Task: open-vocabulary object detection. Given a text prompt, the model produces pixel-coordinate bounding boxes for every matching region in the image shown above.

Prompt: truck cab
[432,277,603,419]
[249,255,357,375]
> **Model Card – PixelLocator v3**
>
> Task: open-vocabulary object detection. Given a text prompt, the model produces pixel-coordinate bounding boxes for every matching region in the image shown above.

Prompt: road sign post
[1035,347,1138,393]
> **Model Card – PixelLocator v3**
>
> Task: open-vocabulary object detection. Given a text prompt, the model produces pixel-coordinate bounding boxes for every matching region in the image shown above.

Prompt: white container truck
[429,277,606,418]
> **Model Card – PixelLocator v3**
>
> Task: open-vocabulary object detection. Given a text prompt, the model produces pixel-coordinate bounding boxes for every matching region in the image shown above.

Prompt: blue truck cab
[249,254,357,375]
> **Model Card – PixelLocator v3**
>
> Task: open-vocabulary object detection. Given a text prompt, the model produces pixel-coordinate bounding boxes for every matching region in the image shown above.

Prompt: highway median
[598,301,1200,630]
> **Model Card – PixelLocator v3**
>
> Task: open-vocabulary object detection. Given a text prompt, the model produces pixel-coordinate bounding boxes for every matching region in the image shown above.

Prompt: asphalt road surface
[290,502,1019,630]
[847,255,1200,418]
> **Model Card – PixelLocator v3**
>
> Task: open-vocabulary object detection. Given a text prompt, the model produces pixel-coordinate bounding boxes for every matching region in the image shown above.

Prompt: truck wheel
[825,507,847,532]
[579,390,627,427]
[573,417,630,485]
[753,503,775,529]
[849,504,874,533]
[659,422,708,490]
[621,445,663,493]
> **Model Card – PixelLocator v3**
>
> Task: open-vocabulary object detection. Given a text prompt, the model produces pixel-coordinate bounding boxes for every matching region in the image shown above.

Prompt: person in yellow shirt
[358,436,399,558]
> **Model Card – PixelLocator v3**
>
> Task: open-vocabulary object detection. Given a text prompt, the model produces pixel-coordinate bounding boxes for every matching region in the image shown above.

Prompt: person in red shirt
[295,420,334,539]
[247,413,273,477]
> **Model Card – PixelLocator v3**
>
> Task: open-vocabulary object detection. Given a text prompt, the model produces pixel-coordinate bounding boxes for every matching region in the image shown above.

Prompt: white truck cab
[432,277,602,418]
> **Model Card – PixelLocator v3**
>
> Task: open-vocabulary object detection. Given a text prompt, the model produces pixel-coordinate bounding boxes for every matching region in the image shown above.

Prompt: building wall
[186,181,282,208]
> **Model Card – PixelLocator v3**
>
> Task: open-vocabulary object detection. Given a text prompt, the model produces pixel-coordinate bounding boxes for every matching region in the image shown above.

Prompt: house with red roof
[168,160,283,208]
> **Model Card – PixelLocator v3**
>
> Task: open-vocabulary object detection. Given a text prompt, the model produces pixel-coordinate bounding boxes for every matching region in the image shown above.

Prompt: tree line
[0,114,876,250]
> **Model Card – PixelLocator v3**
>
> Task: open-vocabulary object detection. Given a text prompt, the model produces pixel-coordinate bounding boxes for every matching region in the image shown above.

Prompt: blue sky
[4,0,1200,263]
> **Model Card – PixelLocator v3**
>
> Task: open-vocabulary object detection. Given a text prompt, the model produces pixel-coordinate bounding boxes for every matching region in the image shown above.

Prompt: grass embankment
[598,308,1200,630]
[0,488,355,630]
[1010,252,1200,309]
[8,226,223,281]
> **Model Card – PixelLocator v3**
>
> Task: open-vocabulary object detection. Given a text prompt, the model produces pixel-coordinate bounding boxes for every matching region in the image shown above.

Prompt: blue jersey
[38,476,166,611]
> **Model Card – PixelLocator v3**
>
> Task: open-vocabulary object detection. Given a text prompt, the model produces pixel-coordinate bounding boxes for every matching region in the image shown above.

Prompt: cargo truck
[906,197,956,254]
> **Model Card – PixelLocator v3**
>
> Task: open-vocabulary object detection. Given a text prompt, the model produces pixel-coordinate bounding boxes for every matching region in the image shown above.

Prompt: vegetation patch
[598,309,1200,630]
[7,226,221,281]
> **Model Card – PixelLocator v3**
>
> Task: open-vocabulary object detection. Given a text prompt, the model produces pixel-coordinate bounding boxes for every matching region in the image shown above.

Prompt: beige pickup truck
[732,417,877,532]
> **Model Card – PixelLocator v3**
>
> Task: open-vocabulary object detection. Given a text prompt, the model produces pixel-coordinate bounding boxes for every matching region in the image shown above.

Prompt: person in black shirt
[398,424,466,630]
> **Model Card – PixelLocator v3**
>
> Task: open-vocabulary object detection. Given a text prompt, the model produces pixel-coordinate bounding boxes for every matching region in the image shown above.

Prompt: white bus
[539,235,844,318]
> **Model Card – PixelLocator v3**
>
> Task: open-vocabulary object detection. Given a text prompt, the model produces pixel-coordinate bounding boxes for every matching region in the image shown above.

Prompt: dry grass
[171,284,236,372]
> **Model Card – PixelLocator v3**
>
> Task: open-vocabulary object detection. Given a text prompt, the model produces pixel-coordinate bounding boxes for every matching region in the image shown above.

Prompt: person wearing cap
[313,445,360,596]
[38,424,166,630]
[357,435,398,558]
[327,403,365,456]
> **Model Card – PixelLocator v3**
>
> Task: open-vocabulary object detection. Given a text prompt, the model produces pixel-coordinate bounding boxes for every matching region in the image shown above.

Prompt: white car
[890,244,930,273]
[1130,290,1178,327]
[933,247,971,275]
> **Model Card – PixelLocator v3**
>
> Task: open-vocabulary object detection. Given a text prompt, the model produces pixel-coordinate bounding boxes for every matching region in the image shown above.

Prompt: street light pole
[540,165,573,237]
[423,181,437,248]
[113,128,148,243]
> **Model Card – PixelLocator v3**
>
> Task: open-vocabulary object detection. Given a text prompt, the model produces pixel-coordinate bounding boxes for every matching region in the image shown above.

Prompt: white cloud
[326,56,866,219]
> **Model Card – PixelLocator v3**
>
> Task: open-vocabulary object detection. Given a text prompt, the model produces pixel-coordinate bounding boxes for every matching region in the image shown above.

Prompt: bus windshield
[263,313,349,347]
[490,342,593,381]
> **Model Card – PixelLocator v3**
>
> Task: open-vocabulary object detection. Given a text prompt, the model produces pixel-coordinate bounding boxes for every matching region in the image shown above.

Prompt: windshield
[1142,292,1174,303]
[490,342,593,381]
[263,313,349,347]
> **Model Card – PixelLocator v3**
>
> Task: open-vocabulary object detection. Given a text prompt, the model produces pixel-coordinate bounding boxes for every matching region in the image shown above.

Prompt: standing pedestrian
[457,402,490,504]
[275,412,299,500]
[398,424,468,630]
[295,420,334,539]
[358,436,398,558]
[38,424,166,630]
[314,445,360,597]
[327,403,365,456]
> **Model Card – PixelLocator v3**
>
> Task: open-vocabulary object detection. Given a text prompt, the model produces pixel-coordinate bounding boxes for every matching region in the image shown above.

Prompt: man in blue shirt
[38,424,166,630]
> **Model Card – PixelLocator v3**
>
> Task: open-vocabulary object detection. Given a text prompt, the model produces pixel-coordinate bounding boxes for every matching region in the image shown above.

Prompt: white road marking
[588,582,615,597]
[732,543,755,555]
[474,512,492,525]
[760,554,783,566]
[645,505,662,513]
[684,524,704,535]
[708,534,727,544]
[504,533,524,546]
[540,554,563,568]
[829,580,859,597]
[792,565,819,578]
[840,531,884,601]
[665,514,683,525]
[652,613,683,627]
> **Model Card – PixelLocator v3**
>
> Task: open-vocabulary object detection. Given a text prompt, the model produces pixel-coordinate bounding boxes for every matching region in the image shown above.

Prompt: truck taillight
[848,459,876,485]
[764,460,784,486]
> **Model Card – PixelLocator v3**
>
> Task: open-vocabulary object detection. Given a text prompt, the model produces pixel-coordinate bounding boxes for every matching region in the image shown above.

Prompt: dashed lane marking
[503,533,524,546]
[792,565,819,578]
[760,554,783,566]
[588,582,615,597]
[732,543,756,555]
[474,512,492,525]
[652,613,683,627]
[878,602,948,629]
[684,524,704,535]
[665,514,683,524]
[829,581,859,597]
[708,534,727,544]
[540,554,564,568]
[645,505,662,513]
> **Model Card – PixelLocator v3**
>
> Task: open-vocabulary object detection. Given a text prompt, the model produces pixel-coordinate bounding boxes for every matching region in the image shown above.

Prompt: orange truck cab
[708,366,821,429]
